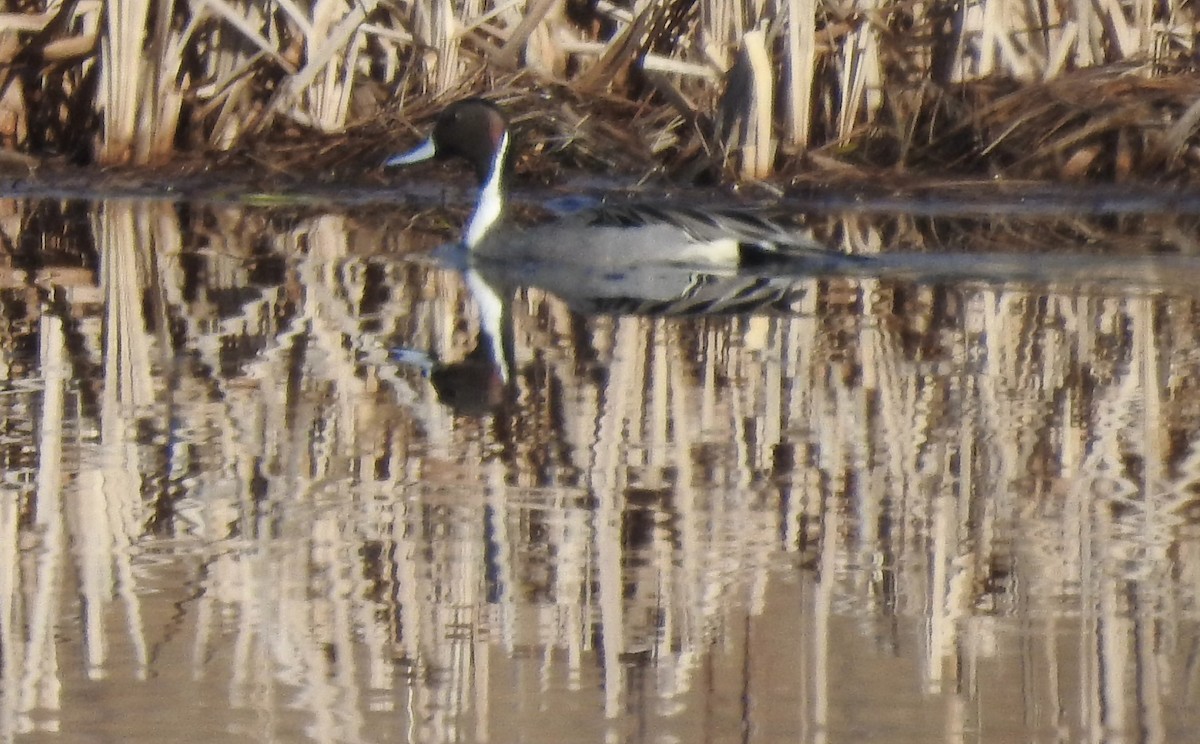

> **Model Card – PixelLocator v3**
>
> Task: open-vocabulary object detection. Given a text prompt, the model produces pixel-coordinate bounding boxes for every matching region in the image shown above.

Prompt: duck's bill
[384,137,437,167]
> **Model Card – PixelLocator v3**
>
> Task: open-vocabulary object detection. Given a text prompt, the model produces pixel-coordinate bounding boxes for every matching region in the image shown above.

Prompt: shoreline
[5,161,1200,217]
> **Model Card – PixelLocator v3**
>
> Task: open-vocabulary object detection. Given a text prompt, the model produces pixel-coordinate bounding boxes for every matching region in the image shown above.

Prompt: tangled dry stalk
[1,0,1199,182]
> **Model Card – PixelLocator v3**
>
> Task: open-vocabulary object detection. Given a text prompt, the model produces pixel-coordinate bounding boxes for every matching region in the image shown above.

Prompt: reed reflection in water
[0,197,1197,743]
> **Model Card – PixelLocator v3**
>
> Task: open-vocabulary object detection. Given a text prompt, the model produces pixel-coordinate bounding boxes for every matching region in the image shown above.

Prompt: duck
[384,98,859,271]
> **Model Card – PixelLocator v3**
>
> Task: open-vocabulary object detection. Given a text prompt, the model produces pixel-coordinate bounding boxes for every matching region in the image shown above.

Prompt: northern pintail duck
[385,98,855,270]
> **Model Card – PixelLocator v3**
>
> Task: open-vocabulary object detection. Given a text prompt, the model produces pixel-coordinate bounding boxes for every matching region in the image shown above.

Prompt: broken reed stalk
[98,0,151,163]
[784,0,817,150]
[739,27,774,180]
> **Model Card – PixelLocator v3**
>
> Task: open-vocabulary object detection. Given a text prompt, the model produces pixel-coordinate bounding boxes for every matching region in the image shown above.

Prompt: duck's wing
[579,203,858,266]
[582,203,798,242]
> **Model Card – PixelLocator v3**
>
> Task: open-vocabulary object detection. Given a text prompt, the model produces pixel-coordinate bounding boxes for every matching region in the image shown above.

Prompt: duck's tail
[738,239,873,272]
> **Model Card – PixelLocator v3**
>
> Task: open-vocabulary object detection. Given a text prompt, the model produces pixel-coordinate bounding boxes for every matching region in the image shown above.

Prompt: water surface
[2,196,1199,743]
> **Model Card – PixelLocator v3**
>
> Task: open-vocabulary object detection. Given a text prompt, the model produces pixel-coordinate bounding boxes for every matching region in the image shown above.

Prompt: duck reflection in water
[391,263,514,416]
[394,235,1200,416]
[394,239,829,415]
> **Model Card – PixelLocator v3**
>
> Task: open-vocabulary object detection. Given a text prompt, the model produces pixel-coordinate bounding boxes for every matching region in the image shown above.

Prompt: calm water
[2,196,1199,744]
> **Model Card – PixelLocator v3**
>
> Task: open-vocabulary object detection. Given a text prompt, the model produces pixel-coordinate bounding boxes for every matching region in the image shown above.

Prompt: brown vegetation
[2,1,1200,183]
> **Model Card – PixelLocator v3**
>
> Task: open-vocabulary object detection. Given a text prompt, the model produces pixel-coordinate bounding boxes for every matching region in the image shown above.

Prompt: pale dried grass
[0,0,1196,179]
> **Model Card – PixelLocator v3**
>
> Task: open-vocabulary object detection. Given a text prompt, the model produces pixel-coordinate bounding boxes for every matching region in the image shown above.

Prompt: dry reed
[0,0,1197,180]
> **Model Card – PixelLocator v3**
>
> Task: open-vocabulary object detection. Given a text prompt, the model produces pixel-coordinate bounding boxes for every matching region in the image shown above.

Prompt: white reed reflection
[0,198,1195,742]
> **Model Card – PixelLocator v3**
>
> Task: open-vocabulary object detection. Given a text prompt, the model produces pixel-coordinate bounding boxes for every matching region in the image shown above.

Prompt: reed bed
[4,0,1200,180]
[0,201,1198,738]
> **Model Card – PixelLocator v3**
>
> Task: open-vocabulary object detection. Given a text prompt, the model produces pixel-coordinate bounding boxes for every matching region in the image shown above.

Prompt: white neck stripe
[464,132,508,249]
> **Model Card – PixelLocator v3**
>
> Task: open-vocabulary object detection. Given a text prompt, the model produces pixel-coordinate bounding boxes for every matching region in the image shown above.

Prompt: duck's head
[385,99,510,186]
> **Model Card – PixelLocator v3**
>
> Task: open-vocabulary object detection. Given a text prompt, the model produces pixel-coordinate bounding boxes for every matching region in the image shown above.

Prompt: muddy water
[2,196,1200,743]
